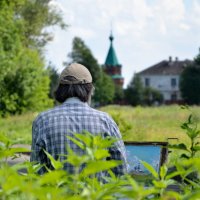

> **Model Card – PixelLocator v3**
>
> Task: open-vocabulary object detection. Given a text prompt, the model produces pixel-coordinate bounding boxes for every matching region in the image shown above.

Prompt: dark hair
[54,83,93,103]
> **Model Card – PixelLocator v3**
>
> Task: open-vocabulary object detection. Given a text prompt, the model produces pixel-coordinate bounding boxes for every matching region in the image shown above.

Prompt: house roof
[138,58,192,75]
[104,33,120,67]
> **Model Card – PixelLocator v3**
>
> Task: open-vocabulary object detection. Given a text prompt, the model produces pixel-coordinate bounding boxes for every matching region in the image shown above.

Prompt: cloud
[46,0,200,87]
[69,27,95,39]
[179,23,190,30]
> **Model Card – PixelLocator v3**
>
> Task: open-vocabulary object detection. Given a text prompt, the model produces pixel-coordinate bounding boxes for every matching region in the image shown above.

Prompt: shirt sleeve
[30,116,47,174]
[107,117,128,176]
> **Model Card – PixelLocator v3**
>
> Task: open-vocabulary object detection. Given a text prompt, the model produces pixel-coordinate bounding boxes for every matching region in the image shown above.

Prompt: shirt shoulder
[33,105,61,126]
[88,107,115,122]
[33,104,118,131]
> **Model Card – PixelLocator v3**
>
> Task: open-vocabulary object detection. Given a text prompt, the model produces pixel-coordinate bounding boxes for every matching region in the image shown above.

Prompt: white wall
[140,75,182,101]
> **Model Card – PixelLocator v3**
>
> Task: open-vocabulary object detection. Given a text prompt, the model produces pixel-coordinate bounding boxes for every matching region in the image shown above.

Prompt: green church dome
[105,33,120,66]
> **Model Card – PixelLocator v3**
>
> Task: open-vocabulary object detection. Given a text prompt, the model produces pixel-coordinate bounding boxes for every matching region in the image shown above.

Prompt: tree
[180,53,200,105]
[47,63,59,99]
[0,49,53,115]
[113,85,124,104]
[67,37,115,105]
[125,73,144,106]
[93,71,115,105]
[68,37,101,83]
[19,0,66,50]
[0,0,65,116]
[143,87,163,106]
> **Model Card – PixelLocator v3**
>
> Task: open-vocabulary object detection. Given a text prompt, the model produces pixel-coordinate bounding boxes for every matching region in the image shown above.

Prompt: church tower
[104,32,124,87]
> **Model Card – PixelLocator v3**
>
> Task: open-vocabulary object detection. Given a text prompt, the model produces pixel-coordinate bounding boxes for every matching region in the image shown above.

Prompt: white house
[138,57,192,104]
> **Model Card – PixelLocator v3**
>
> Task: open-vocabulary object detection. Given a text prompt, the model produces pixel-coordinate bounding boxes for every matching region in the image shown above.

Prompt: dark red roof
[138,59,192,75]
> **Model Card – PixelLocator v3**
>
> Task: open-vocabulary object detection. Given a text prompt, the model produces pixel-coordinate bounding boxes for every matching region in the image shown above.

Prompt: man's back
[31,98,127,175]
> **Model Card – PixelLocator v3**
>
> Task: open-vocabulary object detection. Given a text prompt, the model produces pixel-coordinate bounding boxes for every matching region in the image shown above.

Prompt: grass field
[1,105,200,145]
[101,105,200,144]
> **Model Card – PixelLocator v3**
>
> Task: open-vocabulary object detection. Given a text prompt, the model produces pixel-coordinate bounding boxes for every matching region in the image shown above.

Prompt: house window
[171,93,177,101]
[171,78,176,87]
[145,78,150,87]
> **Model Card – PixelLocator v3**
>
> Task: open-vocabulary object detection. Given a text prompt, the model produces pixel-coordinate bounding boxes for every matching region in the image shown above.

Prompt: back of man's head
[54,63,93,103]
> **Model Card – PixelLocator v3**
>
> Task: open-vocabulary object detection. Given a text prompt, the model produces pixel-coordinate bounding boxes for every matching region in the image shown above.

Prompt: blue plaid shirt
[31,98,128,176]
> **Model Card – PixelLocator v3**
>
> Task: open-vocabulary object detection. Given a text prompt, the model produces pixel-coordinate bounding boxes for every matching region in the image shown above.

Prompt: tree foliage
[19,0,66,50]
[0,0,65,116]
[125,73,144,106]
[93,71,115,105]
[125,73,163,106]
[68,37,115,105]
[68,37,101,83]
[0,50,52,115]
[143,87,163,106]
[47,63,59,99]
[180,53,200,105]
[113,85,124,104]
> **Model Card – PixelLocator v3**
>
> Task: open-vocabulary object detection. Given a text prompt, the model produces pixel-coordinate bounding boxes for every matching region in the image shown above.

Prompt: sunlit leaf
[44,150,63,170]
[81,160,122,176]
[160,165,168,179]
[141,161,159,179]
[66,136,85,149]
[94,149,110,160]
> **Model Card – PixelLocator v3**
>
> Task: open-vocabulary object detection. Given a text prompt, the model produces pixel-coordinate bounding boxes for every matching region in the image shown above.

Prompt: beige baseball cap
[59,63,92,84]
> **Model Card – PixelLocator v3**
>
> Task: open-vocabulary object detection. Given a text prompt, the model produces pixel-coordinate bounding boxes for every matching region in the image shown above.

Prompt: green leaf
[168,143,188,151]
[93,134,118,148]
[0,147,30,159]
[0,134,10,146]
[81,160,122,176]
[94,149,110,160]
[66,146,89,166]
[141,161,159,179]
[166,170,183,180]
[160,165,168,179]
[73,132,93,147]
[193,146,200,151]
[181,123,188,130]
[188,114,192,124]
[39,170,67,185]
[183,191,200,200]
[44,150,63,170]
[180,153,190,159]
[66,136,85,150]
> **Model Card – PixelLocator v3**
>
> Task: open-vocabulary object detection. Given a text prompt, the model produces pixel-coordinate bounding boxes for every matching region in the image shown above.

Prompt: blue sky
[46,0,200,87]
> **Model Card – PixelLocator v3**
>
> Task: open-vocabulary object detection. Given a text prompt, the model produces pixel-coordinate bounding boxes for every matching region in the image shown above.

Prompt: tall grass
[1,105,200,144]
[101,105,200,143]
[0,112,38,144]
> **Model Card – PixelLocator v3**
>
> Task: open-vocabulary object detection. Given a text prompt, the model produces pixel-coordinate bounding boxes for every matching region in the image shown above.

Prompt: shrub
[1,110,200,199]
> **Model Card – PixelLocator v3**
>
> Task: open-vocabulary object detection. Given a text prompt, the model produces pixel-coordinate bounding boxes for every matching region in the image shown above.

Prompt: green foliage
[125,73,144,106]
[68,37,101,84]
[114,85,124,104]
[19,0,67,50]
[47,63,59,100]
[143,87,163,106]
[67,37,115,105]
[3,105,200,145]
[1,113,200,199]
[180,52,200,105]
[0,0,65,116]
[108,111,132,138]
[169,108,200,159]
[94,71,115,105]
[180,65,200,105]
[125,74,163,106]
[0,48,53,115]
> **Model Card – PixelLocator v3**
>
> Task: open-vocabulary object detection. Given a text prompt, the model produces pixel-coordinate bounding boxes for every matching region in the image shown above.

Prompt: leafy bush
[1,111,200,199]
[0,0,64,116]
